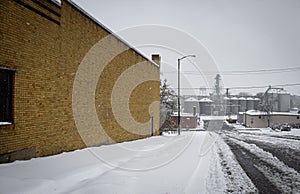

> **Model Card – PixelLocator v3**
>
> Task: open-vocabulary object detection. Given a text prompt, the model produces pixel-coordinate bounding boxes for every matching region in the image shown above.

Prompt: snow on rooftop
[172,112,196,117]
[245,110,300,116]
[199,98,213,102]
[201,115,226,120]
[184,97,199,102]
[230,97,238,100]
[238,97,246,100]
[277,90,290,95]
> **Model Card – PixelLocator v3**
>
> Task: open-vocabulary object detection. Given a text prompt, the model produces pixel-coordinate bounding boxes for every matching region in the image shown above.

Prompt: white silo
[246,97,254,110]
[224,96,230,115]
[238,97,247,112]
[184,97,199,113]
[230,97,239,115]
[268,92,279,111]
[278,92,290,112]
[253,98,261,110]
[199,98,213,115]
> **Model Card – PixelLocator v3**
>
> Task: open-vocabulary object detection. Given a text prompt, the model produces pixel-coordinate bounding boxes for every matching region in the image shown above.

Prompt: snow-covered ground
[222,125,300,193]
[0,131,256,194]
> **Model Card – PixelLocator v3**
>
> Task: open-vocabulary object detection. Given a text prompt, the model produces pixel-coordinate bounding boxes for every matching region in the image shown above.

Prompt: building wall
[245,114,300,128]
[0,0,160,162]
[172,115,197,129]
[184,101,199,114]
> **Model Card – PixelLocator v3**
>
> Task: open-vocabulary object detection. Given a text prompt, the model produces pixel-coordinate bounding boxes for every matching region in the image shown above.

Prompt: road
[221,129,300,193]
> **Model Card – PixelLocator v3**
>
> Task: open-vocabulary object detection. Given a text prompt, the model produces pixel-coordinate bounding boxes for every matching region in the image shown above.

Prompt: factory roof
[245,110,300,116]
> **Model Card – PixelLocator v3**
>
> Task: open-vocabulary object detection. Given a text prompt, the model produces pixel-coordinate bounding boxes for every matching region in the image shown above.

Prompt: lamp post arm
[177,54,195,136]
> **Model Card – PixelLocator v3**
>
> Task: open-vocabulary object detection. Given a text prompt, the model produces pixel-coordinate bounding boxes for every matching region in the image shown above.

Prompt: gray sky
[72,0,300,96]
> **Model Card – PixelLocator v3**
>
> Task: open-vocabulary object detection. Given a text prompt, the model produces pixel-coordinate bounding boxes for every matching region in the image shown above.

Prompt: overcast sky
[72,0,300,96]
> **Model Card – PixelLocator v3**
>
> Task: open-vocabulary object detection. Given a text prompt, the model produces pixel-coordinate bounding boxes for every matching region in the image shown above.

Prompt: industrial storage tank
[224,96,230,115]
[184,97,199,113]
[199,98,213,115]
[238,97,247,112]
[253,98,261,110]
[278,92,291,112]
[246,97,254,110]
[230,97,239,115]
[268,92,279,111]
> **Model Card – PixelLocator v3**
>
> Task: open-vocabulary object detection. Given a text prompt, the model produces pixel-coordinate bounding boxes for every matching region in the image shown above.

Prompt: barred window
[0,68,13,123]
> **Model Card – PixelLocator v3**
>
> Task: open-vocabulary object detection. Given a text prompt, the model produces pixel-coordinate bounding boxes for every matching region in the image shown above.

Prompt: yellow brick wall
[0,0,160,159]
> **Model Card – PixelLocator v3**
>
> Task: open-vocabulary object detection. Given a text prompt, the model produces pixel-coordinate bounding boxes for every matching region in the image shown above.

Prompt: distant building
[172,111,197,129]
[241,110,300,128]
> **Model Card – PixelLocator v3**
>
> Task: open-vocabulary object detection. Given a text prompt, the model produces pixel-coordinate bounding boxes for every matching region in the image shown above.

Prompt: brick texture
[0,0,160,160]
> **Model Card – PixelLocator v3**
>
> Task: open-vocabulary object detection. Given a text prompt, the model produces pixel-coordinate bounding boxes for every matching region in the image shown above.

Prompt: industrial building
[172,113,197,129]
[0,0,160,162]
[242,110,300,128]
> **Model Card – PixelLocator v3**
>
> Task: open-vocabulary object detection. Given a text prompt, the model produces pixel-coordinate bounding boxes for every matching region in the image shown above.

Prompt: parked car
[271,123,281,130]
[280,124,291,131]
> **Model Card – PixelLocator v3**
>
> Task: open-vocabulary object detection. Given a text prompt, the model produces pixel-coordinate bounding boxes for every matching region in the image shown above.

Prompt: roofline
[64,0,159,68]
[245,112,300,116]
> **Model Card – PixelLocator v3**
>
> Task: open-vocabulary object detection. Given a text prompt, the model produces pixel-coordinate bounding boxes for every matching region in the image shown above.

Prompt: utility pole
[213,74,222,115]
[177,55,196,135]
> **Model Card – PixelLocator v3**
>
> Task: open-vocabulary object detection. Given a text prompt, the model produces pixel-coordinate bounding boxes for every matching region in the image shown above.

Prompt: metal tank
[246,97,254,110]
[253,98,261,110]
[278,92,290,112]
[184,97,199,114]
[268,92,279,111]
[238,97,247,112]
[230,97,239,115]
[224,96,230,115]
[199,98,213,115]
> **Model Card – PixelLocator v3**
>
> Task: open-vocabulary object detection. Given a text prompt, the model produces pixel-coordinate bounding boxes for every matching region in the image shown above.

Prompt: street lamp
[177,55,196,135]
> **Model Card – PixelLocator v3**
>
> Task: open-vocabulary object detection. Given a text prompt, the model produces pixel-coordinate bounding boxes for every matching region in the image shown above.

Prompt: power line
[163,66,300,75]
[229,83,300,90]
[173,83,300,90]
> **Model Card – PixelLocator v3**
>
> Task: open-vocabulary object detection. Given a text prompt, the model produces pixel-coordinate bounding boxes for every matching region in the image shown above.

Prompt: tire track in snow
[242,139,300,172]
[225,131,300,172]
[224,136,300,193]
[216,136,257,193]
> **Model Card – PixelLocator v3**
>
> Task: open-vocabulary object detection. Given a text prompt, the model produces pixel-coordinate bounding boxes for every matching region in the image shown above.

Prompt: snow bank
[215,137,257,193]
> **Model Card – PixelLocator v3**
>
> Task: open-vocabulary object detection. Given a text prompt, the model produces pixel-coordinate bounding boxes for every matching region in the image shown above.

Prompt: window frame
[0,67,14,124]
